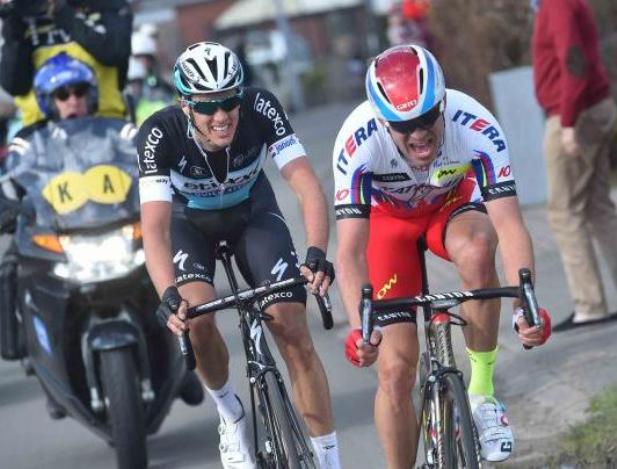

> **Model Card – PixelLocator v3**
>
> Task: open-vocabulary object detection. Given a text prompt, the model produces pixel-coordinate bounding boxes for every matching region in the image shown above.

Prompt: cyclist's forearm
[299,188,329,252]
[336,254,369,329]
[498,224,535,299]
[143,229,176,298]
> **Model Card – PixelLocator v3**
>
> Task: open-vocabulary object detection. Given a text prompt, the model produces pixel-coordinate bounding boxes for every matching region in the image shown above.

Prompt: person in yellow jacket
[0,0,132,128]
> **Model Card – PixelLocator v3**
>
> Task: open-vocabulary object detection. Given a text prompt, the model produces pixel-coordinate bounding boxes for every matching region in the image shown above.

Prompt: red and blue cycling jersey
[332,89,516,220]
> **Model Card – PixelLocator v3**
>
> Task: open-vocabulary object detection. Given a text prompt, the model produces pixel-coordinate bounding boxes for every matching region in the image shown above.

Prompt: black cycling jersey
[136,86,308,307]
[136,86,307,211]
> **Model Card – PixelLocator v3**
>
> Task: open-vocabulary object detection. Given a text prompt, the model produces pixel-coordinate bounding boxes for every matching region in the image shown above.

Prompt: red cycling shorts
[367,177,484,325]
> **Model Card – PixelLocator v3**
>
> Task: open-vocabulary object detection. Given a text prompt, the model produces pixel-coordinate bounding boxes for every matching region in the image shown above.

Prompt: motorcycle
[0,117,203,469]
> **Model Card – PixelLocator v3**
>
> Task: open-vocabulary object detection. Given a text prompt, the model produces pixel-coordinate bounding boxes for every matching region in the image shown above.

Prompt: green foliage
[301,62,328,106]
[427,0,617,108]
[550,385,617,467]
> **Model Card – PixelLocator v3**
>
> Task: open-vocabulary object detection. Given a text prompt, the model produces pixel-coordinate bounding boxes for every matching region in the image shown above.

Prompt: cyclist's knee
[267,303,316,361]
[189,314,219,341]
[449,232,497,285]
[378,360,417,401]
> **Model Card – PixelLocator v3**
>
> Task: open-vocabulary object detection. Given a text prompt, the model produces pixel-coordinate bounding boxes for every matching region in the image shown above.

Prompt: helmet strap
[186,107,212,146]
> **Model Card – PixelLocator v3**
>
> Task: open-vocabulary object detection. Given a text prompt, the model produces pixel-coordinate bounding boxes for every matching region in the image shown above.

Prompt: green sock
[466,347,498,398]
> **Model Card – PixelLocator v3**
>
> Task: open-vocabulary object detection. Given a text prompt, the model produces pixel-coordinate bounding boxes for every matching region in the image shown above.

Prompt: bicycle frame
[360,239,540,468]
[215,244,315,467]
[184,243,329,468]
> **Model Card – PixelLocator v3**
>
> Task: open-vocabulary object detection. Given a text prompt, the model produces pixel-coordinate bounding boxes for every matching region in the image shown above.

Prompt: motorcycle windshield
[7,117,140,231]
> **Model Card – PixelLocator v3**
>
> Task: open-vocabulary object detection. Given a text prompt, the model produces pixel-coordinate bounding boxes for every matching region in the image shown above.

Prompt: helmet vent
[418,69,425,93]
[376,82,391,104]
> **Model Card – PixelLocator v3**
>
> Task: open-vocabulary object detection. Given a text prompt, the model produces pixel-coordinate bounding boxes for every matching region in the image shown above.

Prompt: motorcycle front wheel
[100,347,147,469]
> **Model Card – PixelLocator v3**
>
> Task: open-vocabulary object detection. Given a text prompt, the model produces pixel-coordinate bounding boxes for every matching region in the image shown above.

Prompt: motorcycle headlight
[52,223,145,283]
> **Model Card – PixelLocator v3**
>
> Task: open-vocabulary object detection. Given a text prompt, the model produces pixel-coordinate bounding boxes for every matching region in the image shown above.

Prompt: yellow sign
[42,165,133,214]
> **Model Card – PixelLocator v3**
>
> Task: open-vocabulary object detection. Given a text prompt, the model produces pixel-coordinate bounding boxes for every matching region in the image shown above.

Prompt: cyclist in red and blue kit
[334,44,552,467]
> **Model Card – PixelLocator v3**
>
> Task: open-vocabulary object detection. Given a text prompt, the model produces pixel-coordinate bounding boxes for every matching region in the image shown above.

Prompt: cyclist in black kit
[136,42,341,469]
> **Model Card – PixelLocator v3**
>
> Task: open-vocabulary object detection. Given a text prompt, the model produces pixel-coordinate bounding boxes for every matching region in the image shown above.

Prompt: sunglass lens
[73,83,89,98]
[220,96,241,111]
[53,83,90,101]
[388,103,442,134]
[192,101,217,115]
[54,89,70,101]
[192,96,241,115]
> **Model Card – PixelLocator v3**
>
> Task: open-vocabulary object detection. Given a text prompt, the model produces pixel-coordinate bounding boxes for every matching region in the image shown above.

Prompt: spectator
[531,0,617,330]
[0,0,132,128]
[127,30,174,125]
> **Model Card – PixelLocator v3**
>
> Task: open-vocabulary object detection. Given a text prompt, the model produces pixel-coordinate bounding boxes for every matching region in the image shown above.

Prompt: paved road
[1,101,617,468]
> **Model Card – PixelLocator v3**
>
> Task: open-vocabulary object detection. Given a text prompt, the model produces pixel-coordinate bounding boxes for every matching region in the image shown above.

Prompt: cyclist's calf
[375,324,419,407]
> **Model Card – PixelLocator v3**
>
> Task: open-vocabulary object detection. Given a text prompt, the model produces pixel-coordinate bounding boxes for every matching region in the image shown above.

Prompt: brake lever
[360,285,373,344]
[518,268,540,350]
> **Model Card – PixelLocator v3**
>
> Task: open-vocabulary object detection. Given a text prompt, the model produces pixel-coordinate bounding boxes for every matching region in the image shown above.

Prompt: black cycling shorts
[170,173,307,309]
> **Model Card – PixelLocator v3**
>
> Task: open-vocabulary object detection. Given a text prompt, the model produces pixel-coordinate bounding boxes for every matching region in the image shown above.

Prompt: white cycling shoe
[218,405,257,469]
[470,396,514,462]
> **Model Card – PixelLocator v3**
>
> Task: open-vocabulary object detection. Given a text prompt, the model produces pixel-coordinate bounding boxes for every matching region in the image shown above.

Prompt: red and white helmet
[365,44,445,122]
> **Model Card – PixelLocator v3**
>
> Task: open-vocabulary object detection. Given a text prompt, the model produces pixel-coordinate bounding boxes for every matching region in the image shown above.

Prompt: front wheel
[99,347,147,469]
[259,371,316,469]
[440,373,481,469]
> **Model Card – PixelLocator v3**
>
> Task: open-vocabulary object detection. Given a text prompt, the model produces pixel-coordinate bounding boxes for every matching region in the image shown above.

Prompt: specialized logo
[336,118,378,174]
[377,274,398,300]
[141,126,163,174]
[250,319,265,356]
[254,92,286,136]
[271,257,289,282]
[173,249,189,272]
[178,155,188,173]
[451,110,506,152]
[41,165,132,214]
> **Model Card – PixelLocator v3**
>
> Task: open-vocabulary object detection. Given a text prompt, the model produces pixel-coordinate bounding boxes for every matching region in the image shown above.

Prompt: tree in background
[427,0,617,109]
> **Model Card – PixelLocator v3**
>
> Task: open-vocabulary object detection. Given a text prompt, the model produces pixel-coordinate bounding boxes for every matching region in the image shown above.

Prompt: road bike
[180,243,333,468]
[359,240,541,468]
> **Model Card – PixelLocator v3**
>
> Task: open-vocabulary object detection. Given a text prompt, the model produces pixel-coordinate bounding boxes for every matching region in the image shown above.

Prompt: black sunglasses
[388,102,443,134]
[187,94,242,116]
[53,83,91,101]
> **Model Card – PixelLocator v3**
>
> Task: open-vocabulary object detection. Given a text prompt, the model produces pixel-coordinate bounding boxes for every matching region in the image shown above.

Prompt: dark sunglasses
[388,101,444,134]
[187,94,242,116]
[53,83,91,101]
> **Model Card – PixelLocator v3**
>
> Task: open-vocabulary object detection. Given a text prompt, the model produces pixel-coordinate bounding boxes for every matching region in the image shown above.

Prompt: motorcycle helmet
[34,52,98,120]
[365,44,445,122]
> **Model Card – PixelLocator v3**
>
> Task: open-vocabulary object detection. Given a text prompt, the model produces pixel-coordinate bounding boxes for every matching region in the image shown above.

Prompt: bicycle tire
[260,371,303,469]
[439,373,481,469]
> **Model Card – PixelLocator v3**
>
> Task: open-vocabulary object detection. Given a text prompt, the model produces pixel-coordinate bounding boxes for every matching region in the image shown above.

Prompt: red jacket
[532,0,610,127]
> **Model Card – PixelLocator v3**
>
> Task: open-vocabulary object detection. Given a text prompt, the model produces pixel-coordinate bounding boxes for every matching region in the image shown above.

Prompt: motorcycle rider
[0,52,203,418]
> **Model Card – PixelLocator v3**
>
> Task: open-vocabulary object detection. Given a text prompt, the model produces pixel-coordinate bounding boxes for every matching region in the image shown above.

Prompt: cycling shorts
[170,173,307,309]
[367,177,486,327]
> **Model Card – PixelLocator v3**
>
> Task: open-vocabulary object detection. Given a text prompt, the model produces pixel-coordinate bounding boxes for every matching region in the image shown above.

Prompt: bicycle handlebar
[179,277,333,370]
[360,267,540,348]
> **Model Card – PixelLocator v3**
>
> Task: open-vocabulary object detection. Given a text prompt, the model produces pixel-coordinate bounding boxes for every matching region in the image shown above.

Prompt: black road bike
[180,243,333,469]
[360,240,541,469]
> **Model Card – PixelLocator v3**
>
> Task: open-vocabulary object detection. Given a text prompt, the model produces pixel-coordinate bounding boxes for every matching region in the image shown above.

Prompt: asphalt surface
[1,101,617,468]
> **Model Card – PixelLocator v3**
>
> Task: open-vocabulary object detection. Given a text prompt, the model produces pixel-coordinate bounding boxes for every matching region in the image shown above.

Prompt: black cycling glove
[303,246,335,282]
[156,285,184,327]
